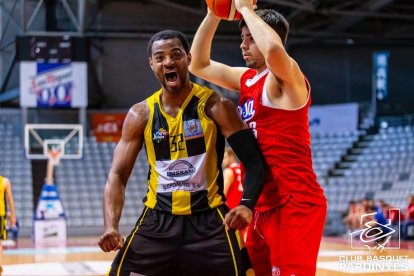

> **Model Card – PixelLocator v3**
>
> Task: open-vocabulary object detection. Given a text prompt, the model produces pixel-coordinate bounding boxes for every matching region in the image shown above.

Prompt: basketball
[205,0,257,21]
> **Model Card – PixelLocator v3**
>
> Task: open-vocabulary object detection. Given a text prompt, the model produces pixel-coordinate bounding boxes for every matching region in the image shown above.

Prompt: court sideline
[2,236,414,275]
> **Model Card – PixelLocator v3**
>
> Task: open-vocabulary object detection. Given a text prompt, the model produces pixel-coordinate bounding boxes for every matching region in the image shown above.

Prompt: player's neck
[160,82,193,116]
[255,64,269,75]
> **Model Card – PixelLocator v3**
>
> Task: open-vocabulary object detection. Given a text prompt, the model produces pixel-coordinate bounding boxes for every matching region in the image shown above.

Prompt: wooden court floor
[2,236,414,275]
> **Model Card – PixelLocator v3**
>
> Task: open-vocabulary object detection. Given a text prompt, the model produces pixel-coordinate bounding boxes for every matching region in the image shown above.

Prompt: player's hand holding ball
[205,0,257,21]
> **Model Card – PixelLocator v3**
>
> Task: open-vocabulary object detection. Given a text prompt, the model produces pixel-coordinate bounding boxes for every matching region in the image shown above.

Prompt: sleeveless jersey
[143,83,225,215]
[225,163,242,209]
[407,203,414,220]
[239,69,326,212]
[0,176,5,217]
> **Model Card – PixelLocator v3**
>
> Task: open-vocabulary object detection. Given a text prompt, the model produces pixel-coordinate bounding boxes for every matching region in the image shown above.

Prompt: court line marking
[4,246,101,255]
[2,261,111,276]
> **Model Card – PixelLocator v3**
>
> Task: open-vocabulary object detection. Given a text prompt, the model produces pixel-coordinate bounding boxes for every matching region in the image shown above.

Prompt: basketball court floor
[2,236,414,275]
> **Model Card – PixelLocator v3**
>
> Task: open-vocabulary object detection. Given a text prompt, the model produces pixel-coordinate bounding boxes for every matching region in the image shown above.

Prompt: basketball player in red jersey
[190,0,327,275]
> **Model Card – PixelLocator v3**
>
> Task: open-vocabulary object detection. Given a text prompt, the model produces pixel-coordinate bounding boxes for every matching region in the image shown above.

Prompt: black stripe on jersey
[154,193,173,213]
[190,190,210,212]
[183,96,206,157]
[152,103,171,161]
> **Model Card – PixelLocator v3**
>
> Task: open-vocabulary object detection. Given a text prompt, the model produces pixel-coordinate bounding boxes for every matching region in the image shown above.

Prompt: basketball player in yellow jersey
[0,175,16,274]
[98,30,266,276]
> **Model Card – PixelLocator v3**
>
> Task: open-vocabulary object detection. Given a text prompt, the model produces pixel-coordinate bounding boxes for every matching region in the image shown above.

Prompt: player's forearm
[8,201,16,225]
[227,129,266,210]
[103,175,126,230]
[8,202,15,220]
[6,186,16,224]
[189,12,220,75]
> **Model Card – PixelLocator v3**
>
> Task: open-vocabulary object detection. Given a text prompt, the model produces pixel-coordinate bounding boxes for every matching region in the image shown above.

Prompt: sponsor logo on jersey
[238,99,255,122]
[184,119,203,139]
[167,160,196,182]
[153,128,168,143]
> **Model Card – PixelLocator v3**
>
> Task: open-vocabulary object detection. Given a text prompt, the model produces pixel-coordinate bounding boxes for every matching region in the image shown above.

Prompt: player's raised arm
[190,10,247,93]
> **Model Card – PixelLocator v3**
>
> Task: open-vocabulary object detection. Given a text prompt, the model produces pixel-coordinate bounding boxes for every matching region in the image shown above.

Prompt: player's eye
[172,51,183,59]
[154,55,164,62]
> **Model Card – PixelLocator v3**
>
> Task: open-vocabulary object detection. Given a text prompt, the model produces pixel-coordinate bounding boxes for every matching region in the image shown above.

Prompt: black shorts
[108,205,253,276]
[0,216,6,240]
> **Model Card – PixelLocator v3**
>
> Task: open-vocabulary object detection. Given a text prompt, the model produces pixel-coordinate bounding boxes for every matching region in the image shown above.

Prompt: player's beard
[245,60,256,69]
[245,58,265,70]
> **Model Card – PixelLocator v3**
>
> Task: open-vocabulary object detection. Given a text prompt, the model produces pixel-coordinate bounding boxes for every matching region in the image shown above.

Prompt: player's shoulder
[130,100,149,114]
[229,163,240,169]
[205,91,235,115]
[125,100,150,127]
[1,176,11,186]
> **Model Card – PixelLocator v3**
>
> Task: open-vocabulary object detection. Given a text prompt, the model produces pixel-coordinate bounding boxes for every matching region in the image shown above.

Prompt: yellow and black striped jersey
[143,83,225,215]
[0,176,5,217]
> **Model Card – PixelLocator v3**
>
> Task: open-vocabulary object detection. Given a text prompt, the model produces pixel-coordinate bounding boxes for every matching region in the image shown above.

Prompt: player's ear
[187,52,192,65]
[149,57,154,70]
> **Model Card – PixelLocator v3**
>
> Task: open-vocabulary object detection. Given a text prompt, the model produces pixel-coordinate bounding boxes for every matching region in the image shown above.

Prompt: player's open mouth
[165,72,178,83]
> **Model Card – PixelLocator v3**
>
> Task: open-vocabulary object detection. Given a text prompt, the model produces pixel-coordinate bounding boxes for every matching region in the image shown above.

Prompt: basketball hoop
[48,147,62,166]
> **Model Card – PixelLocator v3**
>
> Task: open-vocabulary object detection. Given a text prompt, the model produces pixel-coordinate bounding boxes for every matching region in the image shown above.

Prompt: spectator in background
[378,199,404,226]
[402,194,414,240]
[366,198,378,212]
[363,205,393,244]
[406,195,414,221]
[343,200,359,234]
[349,198,368,229]
[345,198,375,234]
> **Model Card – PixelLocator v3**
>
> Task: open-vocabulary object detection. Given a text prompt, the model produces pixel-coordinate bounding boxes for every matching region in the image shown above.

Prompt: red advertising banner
[91,113,126,142]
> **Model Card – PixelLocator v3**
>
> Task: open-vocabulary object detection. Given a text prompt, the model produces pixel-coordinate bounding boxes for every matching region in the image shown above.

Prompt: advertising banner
[373,51,389,101]
[20,61,87,108]
[91,113,126,142]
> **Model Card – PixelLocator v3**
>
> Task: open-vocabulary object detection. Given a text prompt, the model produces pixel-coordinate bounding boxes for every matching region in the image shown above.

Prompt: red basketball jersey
[225,163,243,209]
[239,69,326,212]
[407,203,414,220]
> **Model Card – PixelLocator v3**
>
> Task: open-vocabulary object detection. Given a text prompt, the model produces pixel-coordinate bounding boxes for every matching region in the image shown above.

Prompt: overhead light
[346,38,354,44]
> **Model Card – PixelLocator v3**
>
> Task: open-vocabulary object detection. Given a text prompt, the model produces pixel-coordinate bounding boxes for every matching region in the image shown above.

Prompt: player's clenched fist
[98,227,124,252]
[224,205,252,230]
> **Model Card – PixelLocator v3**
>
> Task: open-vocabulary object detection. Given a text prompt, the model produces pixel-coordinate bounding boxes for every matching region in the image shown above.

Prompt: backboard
[24,124,83,159]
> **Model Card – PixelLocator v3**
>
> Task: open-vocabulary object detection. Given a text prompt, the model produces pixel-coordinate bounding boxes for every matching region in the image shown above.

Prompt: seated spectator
[378,199,404,226]
[402,194,414,240]
[343,200,359,234]
[362,205,393,244]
